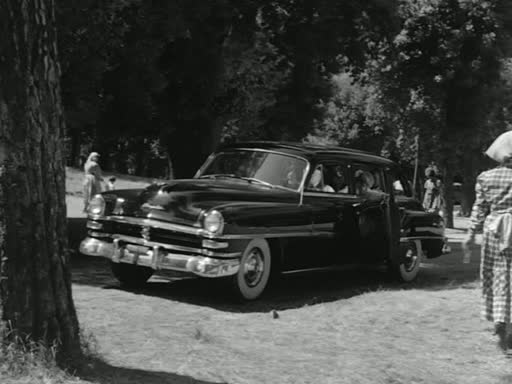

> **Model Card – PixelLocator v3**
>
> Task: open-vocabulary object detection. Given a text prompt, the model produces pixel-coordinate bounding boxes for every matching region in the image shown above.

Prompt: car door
[299,160,360,268]
[350,163,391,264]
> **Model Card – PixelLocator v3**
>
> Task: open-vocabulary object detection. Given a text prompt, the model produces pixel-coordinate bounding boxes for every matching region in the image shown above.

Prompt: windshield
[196,149,308,191]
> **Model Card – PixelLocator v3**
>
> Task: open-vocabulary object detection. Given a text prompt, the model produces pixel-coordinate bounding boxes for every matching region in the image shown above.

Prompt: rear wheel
[231,238,271,300]
[111,262,153,288]
[390,240,422,282]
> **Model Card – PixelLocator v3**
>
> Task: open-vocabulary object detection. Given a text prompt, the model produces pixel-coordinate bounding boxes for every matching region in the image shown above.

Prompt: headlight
[88,195,106,217]
[203,210,224,234]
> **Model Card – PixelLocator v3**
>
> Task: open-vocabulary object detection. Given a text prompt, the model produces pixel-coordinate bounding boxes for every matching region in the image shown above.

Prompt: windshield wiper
[198,173,237,179]
[199,174,278,188]
[239,177,275,189]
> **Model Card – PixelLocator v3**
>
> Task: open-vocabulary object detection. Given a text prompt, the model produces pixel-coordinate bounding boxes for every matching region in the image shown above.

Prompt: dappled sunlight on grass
[62,173,511,383]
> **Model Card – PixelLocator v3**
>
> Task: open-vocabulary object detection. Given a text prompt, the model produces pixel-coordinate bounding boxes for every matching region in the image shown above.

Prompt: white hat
[485,131,512,163]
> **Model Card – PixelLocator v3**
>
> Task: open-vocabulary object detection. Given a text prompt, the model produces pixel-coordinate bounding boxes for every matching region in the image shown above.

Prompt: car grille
[109,221,202,249]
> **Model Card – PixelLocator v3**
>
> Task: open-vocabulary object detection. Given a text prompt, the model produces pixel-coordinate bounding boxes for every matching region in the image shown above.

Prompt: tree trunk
[460,150,479,217]
[69,128,81,168]
[441,164,455,228]
[0,0,82,366]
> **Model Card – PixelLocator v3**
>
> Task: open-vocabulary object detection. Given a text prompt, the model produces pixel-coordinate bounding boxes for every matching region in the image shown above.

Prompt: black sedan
[80,142,448,300]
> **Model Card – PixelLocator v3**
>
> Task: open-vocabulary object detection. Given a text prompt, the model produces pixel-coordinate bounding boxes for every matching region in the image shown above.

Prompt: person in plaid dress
[464,130,512,353]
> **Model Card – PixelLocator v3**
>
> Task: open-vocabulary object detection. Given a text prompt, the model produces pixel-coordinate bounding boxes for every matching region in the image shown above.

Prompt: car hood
[109,179,300,225]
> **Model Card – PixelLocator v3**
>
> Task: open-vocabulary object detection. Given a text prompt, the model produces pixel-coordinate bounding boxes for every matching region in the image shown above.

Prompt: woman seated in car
[308,167,334,192]
[355,170,385,199]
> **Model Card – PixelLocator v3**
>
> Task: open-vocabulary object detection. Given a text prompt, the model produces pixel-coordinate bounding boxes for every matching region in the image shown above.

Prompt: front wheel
[390,240,422,282]
[111,262,153,288]
[231,238,271,300]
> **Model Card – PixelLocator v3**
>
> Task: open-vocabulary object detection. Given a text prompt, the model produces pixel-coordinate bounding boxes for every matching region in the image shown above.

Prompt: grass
[3,171,512,383]
[0,323,85,384]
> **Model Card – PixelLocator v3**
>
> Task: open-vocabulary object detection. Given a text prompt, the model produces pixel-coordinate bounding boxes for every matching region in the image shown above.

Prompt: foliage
[373,0,511,152]
[57,0,400,177]
[306,73,390,152]
[56,0,512,200]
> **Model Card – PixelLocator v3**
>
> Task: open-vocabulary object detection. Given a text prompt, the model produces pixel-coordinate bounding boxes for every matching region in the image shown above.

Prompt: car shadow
[71,238,481,314]
[78,357,223,384]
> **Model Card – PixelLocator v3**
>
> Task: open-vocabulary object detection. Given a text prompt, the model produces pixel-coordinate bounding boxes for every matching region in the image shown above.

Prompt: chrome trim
[302,191,359,198]
[212,231,330,240]
[94,215,323,240]
[79,237,239,278]
[202,239,229,249]
[112,234,241,258]
[87,231,111,238]
[80,237,115,258]
[103,215,208,236]
[400,236,446,242]
[86,220,103,230]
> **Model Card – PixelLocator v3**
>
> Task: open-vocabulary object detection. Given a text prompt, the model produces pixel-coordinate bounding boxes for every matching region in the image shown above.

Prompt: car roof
[219,141,396,167]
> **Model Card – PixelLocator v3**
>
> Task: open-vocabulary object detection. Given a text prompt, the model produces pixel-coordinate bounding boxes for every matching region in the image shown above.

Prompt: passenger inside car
[355,169,386,199]
[331,165,349,194]
[308,166,334,192]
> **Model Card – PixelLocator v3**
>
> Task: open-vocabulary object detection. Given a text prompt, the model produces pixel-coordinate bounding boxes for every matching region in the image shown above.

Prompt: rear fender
[400,210,445,259]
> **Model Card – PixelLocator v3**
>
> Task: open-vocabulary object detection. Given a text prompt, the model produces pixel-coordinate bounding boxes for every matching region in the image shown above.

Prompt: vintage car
[80,142,448,300]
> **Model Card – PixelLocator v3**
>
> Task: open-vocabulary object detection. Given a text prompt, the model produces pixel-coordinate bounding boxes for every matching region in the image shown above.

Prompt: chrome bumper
[79,237,240,278]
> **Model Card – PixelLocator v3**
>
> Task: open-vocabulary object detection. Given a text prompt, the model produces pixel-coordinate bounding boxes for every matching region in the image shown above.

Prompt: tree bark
[0,0,81,366]
[460,150,479,217]
[441,163,455,228]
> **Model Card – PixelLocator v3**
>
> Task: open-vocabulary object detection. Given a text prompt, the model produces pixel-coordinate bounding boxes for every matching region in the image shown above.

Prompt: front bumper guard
[79,237,240,278]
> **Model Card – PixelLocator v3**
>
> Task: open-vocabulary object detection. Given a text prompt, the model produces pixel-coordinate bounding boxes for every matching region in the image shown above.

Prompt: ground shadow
[77,357,223,384]
[71,237,480,313]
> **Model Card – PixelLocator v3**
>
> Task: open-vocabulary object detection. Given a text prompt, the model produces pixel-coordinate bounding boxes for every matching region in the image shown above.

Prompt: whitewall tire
[396,240,422,282]
[231,238,271,300]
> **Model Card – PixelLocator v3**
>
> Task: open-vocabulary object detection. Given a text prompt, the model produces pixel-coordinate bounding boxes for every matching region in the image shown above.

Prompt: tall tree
[372,0,512,227]
[0,0,81,366]
[261,0,398,140]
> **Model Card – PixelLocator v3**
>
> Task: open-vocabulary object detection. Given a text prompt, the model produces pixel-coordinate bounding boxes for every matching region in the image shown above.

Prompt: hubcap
[403,246,418,272]
[243,248,265,287]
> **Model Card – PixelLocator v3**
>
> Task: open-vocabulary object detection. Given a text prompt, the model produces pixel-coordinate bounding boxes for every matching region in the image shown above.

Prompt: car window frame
[385,167,413,198]
[194,148,311,193]
[304,157,354,196]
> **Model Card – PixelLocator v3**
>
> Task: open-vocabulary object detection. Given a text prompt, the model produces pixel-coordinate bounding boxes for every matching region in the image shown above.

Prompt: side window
[305,162,350,194]
[306,164,335,193]
[324,163,350,194]
[389,172,412,197]
[352,164,386,195]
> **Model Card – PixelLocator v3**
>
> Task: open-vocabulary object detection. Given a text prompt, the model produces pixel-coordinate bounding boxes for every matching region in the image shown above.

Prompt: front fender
[217,202,312,237]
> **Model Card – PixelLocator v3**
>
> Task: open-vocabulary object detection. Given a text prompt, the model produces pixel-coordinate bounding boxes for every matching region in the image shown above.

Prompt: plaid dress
[469,166,512,323]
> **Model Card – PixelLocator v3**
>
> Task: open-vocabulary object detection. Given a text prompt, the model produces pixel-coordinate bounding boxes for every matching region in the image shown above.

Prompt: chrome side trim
[93,215,324,240]
[400,236,446,242]
[215,231,331,240]
[112,234,241,258]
